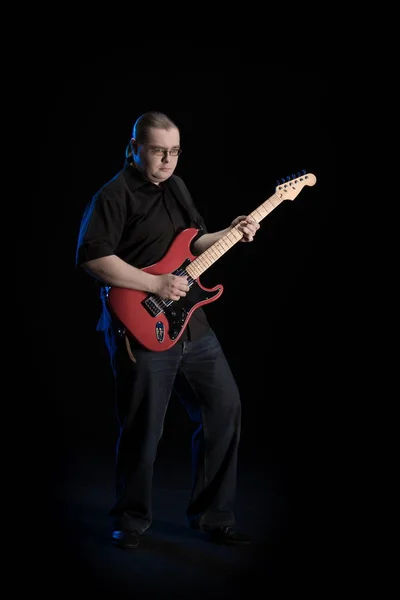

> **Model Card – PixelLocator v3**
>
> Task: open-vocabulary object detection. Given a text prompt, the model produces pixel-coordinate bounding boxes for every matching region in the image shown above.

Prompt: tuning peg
[292,173,296,179]
[281,178,285,183]
[276,180,281,186]
[302,169,306,174]
[297,171,302,177]
[286,175,290,181]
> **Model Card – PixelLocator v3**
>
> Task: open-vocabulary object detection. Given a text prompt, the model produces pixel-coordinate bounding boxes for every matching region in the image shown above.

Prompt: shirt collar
[123,161,170,192]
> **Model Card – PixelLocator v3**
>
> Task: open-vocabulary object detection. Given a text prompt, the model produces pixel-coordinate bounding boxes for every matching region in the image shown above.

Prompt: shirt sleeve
[75,189,127,267]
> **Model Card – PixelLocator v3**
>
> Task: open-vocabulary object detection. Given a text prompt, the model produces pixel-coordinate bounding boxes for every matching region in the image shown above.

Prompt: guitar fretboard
[186,192,283,279]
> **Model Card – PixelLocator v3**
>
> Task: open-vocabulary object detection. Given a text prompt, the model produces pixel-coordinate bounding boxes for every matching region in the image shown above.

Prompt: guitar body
[107,228,223,352]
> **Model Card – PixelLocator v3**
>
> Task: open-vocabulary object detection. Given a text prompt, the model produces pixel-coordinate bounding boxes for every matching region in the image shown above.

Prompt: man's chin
[154,171,172,182]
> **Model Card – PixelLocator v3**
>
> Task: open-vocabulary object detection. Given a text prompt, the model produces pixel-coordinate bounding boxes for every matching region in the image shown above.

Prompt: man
[76,111,260,549]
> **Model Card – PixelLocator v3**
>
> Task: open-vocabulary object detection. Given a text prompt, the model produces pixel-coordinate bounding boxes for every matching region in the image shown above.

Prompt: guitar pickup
[143,295,164,317]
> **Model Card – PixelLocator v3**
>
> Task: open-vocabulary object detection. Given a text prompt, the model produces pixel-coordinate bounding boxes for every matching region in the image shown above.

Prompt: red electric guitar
[107,171,317,351]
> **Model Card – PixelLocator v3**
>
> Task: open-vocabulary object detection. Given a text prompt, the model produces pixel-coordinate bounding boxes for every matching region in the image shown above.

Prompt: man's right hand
[154,274,190,301]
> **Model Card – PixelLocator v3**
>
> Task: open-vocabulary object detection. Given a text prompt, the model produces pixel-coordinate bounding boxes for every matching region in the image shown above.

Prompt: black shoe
[111,529,140,549]
[206,526,252,546]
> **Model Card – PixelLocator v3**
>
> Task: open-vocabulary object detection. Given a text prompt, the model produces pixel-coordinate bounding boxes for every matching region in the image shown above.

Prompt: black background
[22,49,342,592]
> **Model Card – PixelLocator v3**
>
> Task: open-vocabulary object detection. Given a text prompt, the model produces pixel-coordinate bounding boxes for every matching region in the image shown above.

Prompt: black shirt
[76,162,211,342]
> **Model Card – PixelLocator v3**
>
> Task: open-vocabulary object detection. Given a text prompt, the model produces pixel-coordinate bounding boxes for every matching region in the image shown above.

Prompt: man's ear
[130,138,138,154]
[125,141,132,159]
[125,138,138,159]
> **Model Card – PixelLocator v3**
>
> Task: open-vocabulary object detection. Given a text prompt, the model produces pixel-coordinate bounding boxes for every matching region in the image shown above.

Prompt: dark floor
[29,326,341,597]
[31,357,341,598]
[31,291,342,596]
[50,440,296,598]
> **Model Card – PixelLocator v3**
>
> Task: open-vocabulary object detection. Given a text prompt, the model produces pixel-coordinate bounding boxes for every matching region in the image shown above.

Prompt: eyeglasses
[147,146,182,157]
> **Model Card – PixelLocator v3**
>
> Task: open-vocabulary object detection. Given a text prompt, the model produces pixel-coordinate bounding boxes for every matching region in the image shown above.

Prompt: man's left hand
[230,215,260,242]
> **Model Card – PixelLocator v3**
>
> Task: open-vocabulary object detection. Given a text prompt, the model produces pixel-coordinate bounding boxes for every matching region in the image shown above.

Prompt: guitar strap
[124,334,137,363]
[168,175,206,234]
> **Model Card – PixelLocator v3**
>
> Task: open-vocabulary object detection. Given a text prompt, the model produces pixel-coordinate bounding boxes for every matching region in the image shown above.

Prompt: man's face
[133,126,181,184]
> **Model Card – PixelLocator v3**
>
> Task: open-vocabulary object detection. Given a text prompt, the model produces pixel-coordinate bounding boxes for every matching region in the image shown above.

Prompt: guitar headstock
[275,170,317,201]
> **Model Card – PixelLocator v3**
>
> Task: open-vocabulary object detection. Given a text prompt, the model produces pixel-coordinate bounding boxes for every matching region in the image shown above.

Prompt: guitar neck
[186,192,284,279]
